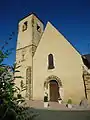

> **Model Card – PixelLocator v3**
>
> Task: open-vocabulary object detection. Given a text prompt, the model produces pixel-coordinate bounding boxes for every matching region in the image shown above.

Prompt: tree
[0,50,25,119]
[0,39,38,120]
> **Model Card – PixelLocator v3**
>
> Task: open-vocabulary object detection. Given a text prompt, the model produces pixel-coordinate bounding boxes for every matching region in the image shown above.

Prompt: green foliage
[16,107,39,120]
[0,50,38,120]
[0,63,25,107]
[67,98,72,104]
[0,49,12,65]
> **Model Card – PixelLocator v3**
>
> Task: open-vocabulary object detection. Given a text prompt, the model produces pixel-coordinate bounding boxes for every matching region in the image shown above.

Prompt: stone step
[22,100,90,110]
[23,100,68,110]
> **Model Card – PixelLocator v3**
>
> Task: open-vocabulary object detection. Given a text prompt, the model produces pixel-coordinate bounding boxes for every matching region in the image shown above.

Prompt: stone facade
[83,67,90,103]
[15,13,88,104]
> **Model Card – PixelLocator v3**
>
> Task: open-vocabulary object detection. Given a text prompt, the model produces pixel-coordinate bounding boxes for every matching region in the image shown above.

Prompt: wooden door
[50,80,59,101]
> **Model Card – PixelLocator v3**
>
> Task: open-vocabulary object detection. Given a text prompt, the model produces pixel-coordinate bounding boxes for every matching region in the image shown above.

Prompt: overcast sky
[0,0,90,65]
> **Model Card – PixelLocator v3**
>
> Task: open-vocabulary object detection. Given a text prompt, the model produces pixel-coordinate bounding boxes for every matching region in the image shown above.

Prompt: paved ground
[29,108,90,120]
[24,100,90,110]
[22,100,90,120]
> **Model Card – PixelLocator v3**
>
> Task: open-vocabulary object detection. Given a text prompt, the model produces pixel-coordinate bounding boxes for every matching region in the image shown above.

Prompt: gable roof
[46,22,81,56]
[34,21,81,60]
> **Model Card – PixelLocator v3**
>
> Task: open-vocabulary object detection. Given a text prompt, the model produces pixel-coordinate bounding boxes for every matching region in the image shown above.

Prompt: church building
[15,13,90,104]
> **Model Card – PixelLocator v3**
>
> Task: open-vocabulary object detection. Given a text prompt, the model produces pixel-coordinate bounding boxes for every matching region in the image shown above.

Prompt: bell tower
[16,13,44,99]
[17,13,44,54]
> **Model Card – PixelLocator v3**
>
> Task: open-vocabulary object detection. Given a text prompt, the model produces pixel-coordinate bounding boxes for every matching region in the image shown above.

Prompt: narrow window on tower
[22,21,28,32]
[48,54,55,69]
[37,23,41,33]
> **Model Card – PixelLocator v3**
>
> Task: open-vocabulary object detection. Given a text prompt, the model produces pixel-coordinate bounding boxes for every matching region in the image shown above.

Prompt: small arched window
[48,54,55,69]
[22,21,28,32]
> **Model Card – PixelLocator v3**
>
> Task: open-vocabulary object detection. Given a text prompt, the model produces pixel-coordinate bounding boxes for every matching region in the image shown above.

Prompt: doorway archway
[49,80,59,101]
[44,75,63,102]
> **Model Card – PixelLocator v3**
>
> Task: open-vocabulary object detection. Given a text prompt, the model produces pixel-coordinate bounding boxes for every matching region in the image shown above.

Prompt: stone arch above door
[44,75,62,89]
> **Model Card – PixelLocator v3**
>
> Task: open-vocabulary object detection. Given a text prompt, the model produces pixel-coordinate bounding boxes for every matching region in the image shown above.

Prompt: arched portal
[44,75,63,102]
[49,80,59,101]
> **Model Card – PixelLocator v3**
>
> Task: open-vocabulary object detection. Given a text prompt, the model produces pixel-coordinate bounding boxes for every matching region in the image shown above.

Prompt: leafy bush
[67,98,72,104]
[0,49,38,120]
